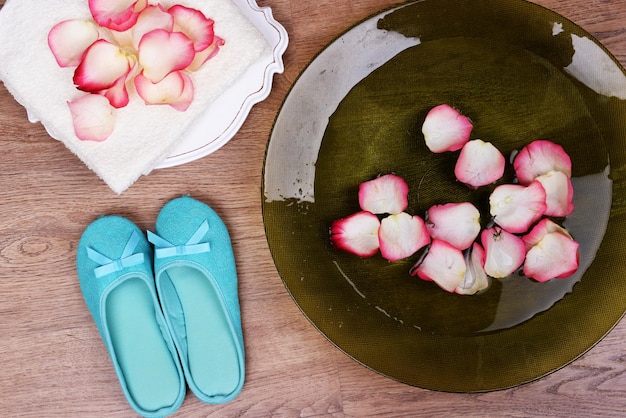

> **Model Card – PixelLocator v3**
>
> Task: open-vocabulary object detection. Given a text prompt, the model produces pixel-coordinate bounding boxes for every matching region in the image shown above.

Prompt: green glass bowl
[262,0,626,392]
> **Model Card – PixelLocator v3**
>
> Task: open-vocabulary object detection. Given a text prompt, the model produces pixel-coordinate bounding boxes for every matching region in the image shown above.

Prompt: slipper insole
[166,266,240,397]
[106,278,181,412]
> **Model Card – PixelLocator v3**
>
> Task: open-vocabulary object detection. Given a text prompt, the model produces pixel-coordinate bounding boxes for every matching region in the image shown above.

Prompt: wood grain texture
[0,0,625,416]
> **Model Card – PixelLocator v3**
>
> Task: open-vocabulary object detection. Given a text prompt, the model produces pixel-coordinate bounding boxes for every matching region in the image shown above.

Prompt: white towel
[0,0,270,193]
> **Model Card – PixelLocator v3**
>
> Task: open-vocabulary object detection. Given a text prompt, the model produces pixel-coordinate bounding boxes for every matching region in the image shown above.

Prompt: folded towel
[0,0,270,193]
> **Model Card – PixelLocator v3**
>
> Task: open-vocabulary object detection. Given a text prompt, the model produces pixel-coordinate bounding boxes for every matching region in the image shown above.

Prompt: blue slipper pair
[76,196,244,417]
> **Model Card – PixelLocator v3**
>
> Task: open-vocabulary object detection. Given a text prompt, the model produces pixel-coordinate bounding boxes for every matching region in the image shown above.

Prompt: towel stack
[0,0,270,193]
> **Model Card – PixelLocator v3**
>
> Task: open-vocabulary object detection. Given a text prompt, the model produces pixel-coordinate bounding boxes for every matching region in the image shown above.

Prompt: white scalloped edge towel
[0,0,270,193]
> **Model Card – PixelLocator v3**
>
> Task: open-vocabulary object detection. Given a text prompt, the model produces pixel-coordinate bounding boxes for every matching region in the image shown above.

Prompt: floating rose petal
[330,211,380,258]
[169,4,215,52]
[455,242,490,295]
[73,39,135,93]
[410,239,466,292]
[138,29,195,83]
[522,218,573,252]
[425,202,481,250]
[89,0,146,32]
[48,19,100,68]
[134,70,194,111]
[535,170,575,217]
[489,180,547,234]
[379,212,430,262]
[524,232,580,282]
[68,94,116,142]
[481,227,526,278]
[513,139,572,185]
[422,104,473,153]
[454,139,505,188]
[358,174,409,215]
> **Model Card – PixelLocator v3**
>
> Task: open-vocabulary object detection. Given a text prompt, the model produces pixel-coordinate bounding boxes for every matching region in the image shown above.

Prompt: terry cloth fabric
[0,0,270,193]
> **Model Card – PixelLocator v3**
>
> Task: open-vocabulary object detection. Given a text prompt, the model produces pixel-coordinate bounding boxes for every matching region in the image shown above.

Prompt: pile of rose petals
[330,174,430,262]
[330,104,579,295]
[48,0,224,141]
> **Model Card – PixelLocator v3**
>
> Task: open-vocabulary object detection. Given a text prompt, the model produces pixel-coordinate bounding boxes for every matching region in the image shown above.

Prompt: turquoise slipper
[77,216,186,417]
[148,196,245,404]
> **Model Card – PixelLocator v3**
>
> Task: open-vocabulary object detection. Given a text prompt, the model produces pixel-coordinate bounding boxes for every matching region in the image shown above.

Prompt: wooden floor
[1,0,626,416]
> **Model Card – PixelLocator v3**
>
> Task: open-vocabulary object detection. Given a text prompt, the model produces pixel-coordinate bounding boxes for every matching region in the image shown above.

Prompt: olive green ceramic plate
[262,0,626,392]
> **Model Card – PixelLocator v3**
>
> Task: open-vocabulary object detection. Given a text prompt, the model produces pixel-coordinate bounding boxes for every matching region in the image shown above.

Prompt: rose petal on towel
[134,70,194,111]
[89,0,146,32]
[168,4,216,52]
[138,29,195,83]
[99,73,130,108]
[74,39,135,93]
[130,4,174,50]
[168,72,194,112]
[68,94,116,142]
[186,35,225,72]
[133,0,148,12]
[48,20,100,68]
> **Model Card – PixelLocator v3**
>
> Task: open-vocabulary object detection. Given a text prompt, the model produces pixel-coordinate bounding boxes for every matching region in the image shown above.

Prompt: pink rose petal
[99,73,130,108]
[513,139,572,185]
[379,212,430,262]
[330,211,381,258]
[410,239,466,292]
[454,139,505,188]
[167,71,194,112]
[168,4,216,52]
[535,170,575,217]
[489,180,547,234]
[455,242,490,295]
[522,218,573,252]
[134,70,194,111]
[186,35,225,71]
[422,104,473,153]
[138,29,195,83]
[68,94,116,142]
[358,174,409,215]
[73,39,134,93]
[48,19,100,68]
[425,202,481,250]
[89,0,146,32]
[524,232,580,282]
[130,4,174,50]
[134,0,148,11]
[481,227,526,278]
